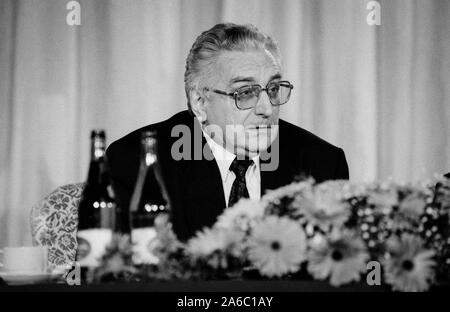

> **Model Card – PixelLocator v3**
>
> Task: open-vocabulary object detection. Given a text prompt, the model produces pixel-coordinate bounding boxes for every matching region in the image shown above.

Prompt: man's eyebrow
[229,76,255,84]
[268,73,282,81]
[229,73,282,85]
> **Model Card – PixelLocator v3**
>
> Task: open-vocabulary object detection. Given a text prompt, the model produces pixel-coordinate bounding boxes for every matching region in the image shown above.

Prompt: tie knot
[229,158,253,179]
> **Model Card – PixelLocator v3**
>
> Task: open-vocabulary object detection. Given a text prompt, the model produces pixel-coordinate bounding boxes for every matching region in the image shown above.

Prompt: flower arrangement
[95,176,450,292]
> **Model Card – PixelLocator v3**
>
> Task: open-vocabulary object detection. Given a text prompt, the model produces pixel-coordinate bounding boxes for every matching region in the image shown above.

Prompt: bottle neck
[129,149,155,214]
[141,137,157,166]
[91,137,106,161]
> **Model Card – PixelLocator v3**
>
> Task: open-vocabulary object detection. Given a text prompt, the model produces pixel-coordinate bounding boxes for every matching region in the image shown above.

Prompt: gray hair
[184,23,282,111]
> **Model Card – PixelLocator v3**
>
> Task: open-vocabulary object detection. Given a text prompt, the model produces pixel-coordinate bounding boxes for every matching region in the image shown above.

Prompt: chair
[30,183,84,267]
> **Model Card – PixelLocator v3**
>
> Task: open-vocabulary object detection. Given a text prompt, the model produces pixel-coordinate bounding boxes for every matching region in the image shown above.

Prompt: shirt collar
[202,127,260,182]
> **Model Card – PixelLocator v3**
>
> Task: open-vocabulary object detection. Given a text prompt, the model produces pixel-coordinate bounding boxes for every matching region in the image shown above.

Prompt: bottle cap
[141,130,157,139]
[91,129,106,139]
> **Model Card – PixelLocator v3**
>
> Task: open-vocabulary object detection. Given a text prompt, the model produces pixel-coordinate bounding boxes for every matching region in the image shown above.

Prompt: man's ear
[190,89,208,123]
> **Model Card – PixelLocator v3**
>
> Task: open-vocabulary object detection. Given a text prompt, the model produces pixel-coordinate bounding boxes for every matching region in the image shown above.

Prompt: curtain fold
[0,0,449,247]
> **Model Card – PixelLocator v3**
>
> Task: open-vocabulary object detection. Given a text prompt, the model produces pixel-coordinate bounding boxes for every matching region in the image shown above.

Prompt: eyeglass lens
[235,82,291,109]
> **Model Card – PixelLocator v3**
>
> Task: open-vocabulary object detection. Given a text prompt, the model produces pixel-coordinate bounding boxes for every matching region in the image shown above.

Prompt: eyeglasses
[205,80,294,110]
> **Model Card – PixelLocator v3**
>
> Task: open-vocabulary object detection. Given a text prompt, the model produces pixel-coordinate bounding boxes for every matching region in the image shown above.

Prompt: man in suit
[106,23,349,241]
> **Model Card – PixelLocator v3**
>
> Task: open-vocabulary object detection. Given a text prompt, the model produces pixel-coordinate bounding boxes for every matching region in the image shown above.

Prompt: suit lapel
[260,122,305,195]
[180,120,226,236]
[260,150,287,195]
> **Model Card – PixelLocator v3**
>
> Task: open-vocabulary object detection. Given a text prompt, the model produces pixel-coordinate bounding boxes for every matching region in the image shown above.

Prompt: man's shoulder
[107,110,192,152]
[277,119,349,181]
[278,118,343,153]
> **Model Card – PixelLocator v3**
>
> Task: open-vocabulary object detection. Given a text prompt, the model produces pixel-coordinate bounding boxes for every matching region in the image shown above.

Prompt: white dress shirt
[203,131,261,207]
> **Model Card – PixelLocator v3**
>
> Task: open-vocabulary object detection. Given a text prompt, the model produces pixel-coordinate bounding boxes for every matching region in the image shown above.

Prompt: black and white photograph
[0,0,449,302]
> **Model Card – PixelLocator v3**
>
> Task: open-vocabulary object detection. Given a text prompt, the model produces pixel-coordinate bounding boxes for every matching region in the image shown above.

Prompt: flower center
[402,259,414,271]
[271,241,281,251]
[331,250,343,261]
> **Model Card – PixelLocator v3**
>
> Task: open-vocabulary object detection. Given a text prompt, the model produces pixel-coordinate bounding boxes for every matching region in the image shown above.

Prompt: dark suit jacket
[106,110,349,241]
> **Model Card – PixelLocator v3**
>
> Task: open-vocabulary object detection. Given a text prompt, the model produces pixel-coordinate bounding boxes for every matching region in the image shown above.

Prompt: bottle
[76,130,117,272]
[129,130,170,265]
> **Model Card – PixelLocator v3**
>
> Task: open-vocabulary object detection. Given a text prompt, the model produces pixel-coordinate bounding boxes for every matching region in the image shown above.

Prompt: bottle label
[76,229,113,267]
[131,227,159,265]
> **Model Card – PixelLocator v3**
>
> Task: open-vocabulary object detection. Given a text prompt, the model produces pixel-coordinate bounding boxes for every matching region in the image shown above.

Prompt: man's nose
[254,91,273,117]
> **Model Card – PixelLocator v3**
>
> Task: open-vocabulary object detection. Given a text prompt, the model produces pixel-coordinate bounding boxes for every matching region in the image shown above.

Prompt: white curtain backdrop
[1,0,449,247]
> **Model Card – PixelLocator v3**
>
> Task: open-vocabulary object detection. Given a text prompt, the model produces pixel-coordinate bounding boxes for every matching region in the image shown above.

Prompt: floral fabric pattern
[30,183,84,267]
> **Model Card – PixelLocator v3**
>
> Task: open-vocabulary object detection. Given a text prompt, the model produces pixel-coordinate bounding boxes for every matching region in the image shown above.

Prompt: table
[1,280,448,292]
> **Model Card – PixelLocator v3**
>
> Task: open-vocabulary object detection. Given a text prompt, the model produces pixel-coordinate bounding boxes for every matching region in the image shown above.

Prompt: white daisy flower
[216,198,265,231]
[294,182,350,231]
[368,189,398,212]
[186,227,243,258]
[384,234,435,292]
[307,230,369,286]
[261,180,313,205]
[398,194,427,218]
[247,216,307,277]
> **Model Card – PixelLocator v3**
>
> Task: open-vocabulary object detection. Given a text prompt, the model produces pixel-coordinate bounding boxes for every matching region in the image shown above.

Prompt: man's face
[203,49,282,157]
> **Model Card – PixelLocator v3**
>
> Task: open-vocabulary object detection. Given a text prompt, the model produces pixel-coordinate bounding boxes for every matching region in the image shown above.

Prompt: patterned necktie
[228,158,254,208]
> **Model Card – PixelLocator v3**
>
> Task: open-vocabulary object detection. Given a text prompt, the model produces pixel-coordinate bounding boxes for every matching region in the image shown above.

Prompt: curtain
[1,0,449,247]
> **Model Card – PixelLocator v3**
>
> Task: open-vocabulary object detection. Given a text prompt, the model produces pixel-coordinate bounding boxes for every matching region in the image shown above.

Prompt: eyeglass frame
[204,80,294,111]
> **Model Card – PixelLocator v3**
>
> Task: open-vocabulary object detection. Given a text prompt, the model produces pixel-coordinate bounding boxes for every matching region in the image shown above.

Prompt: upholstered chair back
[30,183,84,267]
